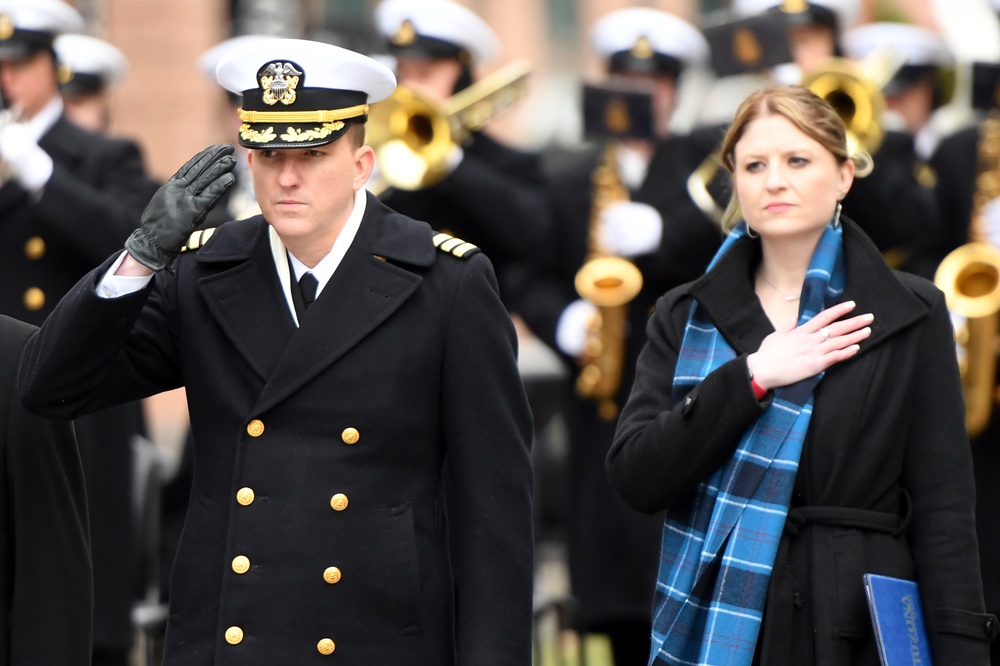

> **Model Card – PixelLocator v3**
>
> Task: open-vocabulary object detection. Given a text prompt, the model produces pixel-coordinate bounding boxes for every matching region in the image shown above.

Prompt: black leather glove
[125,143,237,271]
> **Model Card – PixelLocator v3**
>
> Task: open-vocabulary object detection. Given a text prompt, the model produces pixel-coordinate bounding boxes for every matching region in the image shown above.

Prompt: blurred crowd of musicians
[5,0,1000,664]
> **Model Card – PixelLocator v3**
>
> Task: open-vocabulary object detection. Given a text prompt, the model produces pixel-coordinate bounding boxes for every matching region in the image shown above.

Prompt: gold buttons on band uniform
[225,626,244,645]
[329,493,349,511]
[246,419,264,437]
[236,487,255,506]
[323,566,342,584]
[23,287,45,311]
[232,555,251,574]
[24,236,45,260]
[317,638,336,655]
[341,427,360,445]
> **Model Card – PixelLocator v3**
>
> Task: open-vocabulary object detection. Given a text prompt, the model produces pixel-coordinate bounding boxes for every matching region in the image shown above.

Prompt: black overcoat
[607,218,996,664]
[0,114,157,652]
[19,194,535,666]
[513,136,724,629]
[0,315,91,665]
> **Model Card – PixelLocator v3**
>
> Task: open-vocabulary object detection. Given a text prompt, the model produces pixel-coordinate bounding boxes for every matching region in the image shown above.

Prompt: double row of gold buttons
[224,421,362,654]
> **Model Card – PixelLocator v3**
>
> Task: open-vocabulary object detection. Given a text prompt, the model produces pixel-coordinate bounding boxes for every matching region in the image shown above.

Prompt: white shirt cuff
[97,251,153,299]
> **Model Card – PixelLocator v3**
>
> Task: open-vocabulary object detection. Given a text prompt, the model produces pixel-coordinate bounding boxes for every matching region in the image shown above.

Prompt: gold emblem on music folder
[604,97,631,135]
[733,27,763,66]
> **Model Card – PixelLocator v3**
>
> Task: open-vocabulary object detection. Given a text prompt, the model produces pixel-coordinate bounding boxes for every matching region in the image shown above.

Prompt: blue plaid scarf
[649,219,845,666]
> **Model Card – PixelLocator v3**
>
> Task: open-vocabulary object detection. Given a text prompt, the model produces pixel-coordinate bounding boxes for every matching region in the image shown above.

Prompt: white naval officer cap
[54,34,128,95]
[590,8,709,78]
[732,0,862,33]
[374,0,500,66]
[216,37,396,150]
[0,0,84,60]
[199,34,277,82]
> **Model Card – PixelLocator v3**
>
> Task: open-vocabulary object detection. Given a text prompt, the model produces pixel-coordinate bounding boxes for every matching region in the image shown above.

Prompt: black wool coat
[19,194,535,666]
[512,136,724,629]
[0,315,91,665]
[607,218,996,664]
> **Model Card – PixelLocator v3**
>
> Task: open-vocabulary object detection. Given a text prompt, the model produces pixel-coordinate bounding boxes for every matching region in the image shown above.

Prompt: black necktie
[298,272,318,311]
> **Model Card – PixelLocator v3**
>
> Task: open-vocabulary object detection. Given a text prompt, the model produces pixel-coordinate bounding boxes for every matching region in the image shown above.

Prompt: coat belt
[783,489,912,538]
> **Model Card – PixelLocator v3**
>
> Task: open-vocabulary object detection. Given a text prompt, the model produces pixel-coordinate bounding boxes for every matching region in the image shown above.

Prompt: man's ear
[353,144,375,191]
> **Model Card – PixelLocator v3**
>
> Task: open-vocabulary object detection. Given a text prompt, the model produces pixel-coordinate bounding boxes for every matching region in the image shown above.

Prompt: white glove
[555,298,598,358]
[598,200,663,258]
[981,196,1000,248]
[0,121,53,191]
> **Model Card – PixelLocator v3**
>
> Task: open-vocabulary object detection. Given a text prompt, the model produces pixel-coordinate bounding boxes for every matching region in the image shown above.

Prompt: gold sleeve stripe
[180,227,216,252]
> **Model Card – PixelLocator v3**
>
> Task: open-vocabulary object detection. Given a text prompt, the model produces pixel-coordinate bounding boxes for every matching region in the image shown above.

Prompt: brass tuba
[366,60,531,193]
[574,143,644,422]
[934,110,1000,438]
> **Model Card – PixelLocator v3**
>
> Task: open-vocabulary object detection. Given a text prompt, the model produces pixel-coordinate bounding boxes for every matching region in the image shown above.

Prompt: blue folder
[863,573,933,666]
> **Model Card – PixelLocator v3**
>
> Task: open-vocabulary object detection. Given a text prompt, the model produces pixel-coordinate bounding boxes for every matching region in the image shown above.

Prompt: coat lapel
[196,220,297,380]
[251,194,434,414]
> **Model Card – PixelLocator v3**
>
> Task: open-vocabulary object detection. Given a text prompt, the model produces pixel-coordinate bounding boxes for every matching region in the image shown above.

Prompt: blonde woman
[607,85,996,664]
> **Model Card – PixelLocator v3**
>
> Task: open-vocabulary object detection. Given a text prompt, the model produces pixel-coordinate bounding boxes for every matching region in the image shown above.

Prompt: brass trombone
[366,59,531,193]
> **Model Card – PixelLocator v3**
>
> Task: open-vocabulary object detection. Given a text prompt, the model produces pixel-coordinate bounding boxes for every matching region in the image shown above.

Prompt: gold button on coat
[317,638,336,655]
[225,626,244,645]
[329,493,349,511]
[246,419,264,437]
[323,566,342,584]
[24,236,45,260]
[232,555,251,574]
[23,288,45,311]
[236,487,255,506]
[341,427,360,444]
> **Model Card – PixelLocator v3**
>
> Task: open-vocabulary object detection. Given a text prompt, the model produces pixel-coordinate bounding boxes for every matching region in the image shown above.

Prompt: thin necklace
[757,269,801,301]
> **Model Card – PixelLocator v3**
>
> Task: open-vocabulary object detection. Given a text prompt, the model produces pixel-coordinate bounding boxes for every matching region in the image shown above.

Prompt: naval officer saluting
[20,36,535,666]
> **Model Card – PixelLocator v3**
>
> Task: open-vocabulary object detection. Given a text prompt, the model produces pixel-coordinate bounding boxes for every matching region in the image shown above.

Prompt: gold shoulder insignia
[180,228,217,252]
[432,231,480,259]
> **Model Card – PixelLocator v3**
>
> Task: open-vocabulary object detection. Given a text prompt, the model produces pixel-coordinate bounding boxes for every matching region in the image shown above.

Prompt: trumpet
[366,59,531,193]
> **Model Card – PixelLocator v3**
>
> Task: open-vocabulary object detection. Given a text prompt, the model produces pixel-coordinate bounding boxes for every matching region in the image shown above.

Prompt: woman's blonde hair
[717,85,872,231]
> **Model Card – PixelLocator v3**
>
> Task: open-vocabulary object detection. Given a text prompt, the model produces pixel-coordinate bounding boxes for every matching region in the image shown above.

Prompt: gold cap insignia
[259,61,303,107]
[0,14,13,41]
[733,27,763,66]
[393,19,417,46]
[631,35,654,60]
[781,0,809,13]
[57,64,74,85]
[604,97,631,134]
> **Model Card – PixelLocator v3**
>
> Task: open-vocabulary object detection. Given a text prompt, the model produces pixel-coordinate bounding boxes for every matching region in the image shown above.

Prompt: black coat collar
[688,217,930,356]
[194,192,436,268]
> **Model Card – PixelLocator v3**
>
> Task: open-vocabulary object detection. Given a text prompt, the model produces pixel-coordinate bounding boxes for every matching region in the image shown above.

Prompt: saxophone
[574,143,644,422]
[934,110,1000,438]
